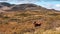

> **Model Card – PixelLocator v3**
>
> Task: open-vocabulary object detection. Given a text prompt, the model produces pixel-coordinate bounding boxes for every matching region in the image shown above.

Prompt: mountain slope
[10,4,44,11]
[0,2,58,12]
[0,2,60,34]
[0,2,12,7]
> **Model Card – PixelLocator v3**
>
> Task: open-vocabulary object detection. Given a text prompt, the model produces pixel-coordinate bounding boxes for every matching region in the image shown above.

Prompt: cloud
[53,4,60,10]
[41,0,60,2]
[45,4,60,10]
[0,0,8,1]
[55,4,60,7]
[0,0,60,3]
[39,4,54,9]
[6,0,41,4]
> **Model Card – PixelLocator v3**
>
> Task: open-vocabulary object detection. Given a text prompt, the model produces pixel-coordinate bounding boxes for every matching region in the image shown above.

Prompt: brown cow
[33,20,42,27]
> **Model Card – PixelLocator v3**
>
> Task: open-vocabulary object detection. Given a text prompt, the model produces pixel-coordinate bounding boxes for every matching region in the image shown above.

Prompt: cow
[33,21,42,27]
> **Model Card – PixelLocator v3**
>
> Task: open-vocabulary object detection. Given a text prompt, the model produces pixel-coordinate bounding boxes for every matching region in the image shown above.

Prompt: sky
[0,0,60,10]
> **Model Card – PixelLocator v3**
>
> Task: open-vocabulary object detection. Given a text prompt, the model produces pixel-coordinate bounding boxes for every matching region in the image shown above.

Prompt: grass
[0,10,60,34]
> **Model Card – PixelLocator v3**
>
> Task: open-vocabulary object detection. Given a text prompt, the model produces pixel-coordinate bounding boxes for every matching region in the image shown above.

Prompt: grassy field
[0,10,60,34]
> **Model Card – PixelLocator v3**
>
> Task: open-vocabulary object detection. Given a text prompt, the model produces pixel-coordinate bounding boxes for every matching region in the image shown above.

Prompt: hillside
[0,2,60,34]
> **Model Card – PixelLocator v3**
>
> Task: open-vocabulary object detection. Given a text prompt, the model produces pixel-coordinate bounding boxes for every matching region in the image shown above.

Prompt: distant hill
[0,2,14,11]
[11,4,41,11]
[0,2,59,12]
[0,2,12,7]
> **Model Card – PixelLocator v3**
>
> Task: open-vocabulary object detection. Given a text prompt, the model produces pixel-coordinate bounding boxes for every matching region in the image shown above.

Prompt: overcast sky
[0,0,60,10]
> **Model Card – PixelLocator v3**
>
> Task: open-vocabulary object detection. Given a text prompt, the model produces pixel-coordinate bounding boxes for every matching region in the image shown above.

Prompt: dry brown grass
[0,10,60,34]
